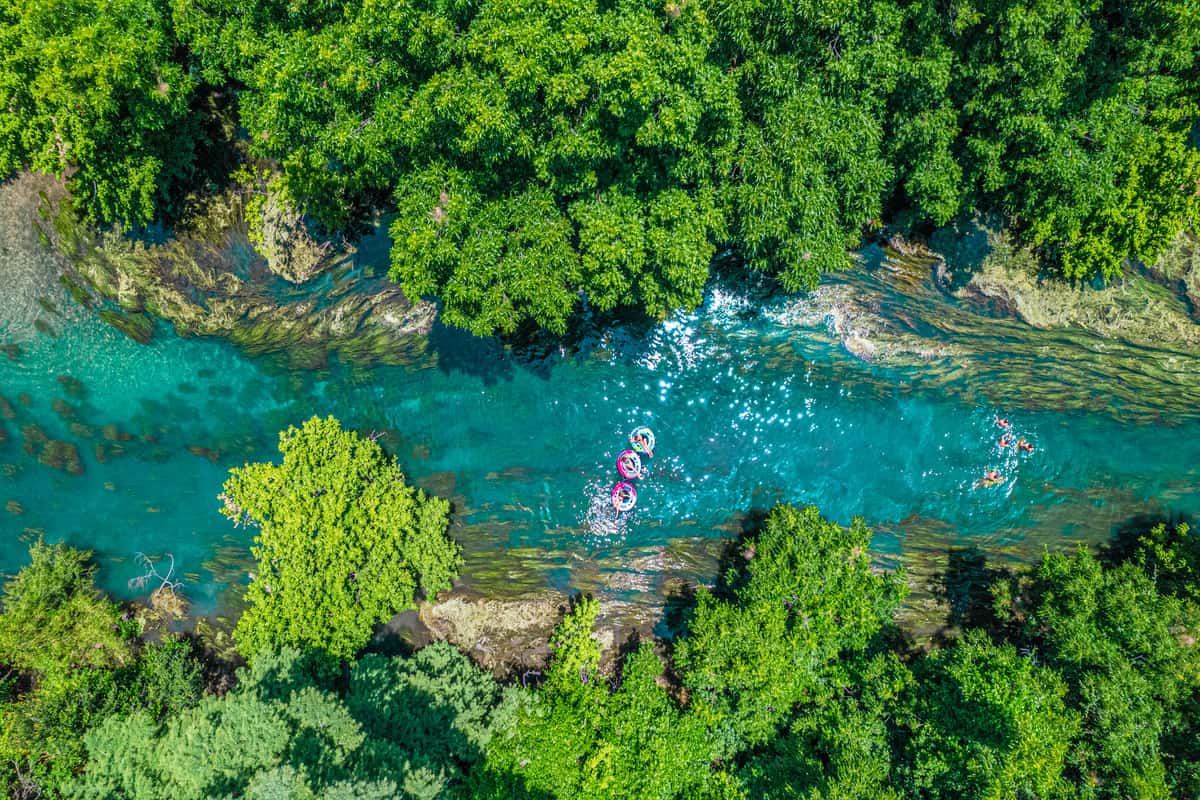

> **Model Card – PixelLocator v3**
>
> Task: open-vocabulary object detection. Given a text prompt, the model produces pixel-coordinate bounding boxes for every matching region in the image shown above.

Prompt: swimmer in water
[998,434,1013,449]
[1017,437,1034,453]
[618,452,643,479]
[630,432,654,458]
[975,469,1003,488]
[612,484,635,511]
[994,416,1011,429]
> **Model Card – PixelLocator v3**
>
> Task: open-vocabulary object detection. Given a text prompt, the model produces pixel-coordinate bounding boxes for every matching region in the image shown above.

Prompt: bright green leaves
[0,0,198,225]
[676,505,906,750]
[392,173,583,335]
[222,416,459,661]
[383,0,737,334]
[483,597,720,800]
[1021,546,1200,798]
[0,543,204,799]
[0,541,129,676]
[900,631,1080,800]
[732,85,889,291]
[894,0,1200,281]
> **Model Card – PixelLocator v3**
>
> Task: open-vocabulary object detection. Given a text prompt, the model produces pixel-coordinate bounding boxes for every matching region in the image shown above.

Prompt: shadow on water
[930,545,1015,640]
[426,320,515,385]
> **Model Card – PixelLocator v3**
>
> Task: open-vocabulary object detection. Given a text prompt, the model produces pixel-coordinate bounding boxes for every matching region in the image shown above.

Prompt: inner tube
[616,449,643,480]
[611,481,637,512]
[629,426,655,455]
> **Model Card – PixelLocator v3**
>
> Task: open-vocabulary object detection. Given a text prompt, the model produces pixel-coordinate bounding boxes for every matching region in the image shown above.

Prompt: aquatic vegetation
[56,374,87,399]
[37,440,84,475]
[97,309,154,344]
[50,398,78,421]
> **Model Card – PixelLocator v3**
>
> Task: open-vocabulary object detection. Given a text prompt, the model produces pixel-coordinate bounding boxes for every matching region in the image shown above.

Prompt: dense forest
[2,418,1199,799]
[1,0,1198,335]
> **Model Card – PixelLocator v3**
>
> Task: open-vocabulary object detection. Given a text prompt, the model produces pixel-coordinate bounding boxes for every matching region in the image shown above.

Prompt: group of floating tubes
[611,427,654,513]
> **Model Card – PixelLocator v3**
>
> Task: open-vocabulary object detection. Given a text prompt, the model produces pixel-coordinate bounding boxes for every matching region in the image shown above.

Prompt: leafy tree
[675,505,905,751]
[1016,545,1200,799]
[0,0,199,224]
[2,640,202,800]
[68,648,398,800]
[1131,521,1200,603]
[738,653,911,800]
[896,630,1079,799]
[0,540,128,676]
[221,416,460,661]
[712,0,902,290]
[479,597,718,799]
[891,0,1200,280]
[0,542,202,799]
[347,642,504,798]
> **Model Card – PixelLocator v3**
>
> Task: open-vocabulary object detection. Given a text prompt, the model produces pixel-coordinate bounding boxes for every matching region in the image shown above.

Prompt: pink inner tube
[611,481,637,512]
[616,449,642,480]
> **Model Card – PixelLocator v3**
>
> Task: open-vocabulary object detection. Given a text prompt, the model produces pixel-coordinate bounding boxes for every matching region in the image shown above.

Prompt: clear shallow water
[1,247,1199,617]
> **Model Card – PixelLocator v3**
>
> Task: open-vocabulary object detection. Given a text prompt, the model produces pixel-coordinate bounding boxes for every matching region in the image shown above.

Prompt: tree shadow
[927,216,1000,293]
[425,320,516,385]
[931,546,1015,642]
[711,507,773,600]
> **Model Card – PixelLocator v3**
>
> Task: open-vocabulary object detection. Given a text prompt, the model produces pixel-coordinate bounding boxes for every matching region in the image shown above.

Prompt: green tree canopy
[0,540,128,676]
[221,416,460,661]
[0,542,203,800]
[897,630,1080,800]
[0,0,199,224]
[1018,545,1200,799]
[70,644,510,800]
[675,505,906,751]
[479,596,719,799]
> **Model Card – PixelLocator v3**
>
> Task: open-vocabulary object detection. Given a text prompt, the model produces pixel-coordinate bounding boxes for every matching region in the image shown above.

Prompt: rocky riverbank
[12,173,436,369]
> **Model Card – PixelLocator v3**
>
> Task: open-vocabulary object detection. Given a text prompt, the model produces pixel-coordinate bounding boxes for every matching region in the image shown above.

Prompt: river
[2,191,1199,631]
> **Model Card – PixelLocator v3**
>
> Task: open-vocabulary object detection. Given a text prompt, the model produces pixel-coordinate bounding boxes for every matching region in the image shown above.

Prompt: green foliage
[893,0,1200,281]
[482,600,717,799]
[69,645,508,800]
[1020,545,1200,799]
[739,654,911,800]
[68,648,395,800]
[898,630,1079,799]
[11,501,1200,800]
[1,614,200,800]
[7,0,1198,325]
[0,0,199,224]
[380,0,737,334]
[1132,521,1200,603]
[675,505,906,750]
[347,642,503,797]
[222,416,460,661]
[0,540,128,676]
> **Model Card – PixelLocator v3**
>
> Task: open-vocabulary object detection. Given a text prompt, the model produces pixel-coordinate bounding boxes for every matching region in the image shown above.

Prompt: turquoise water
[2,253,1199,617]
